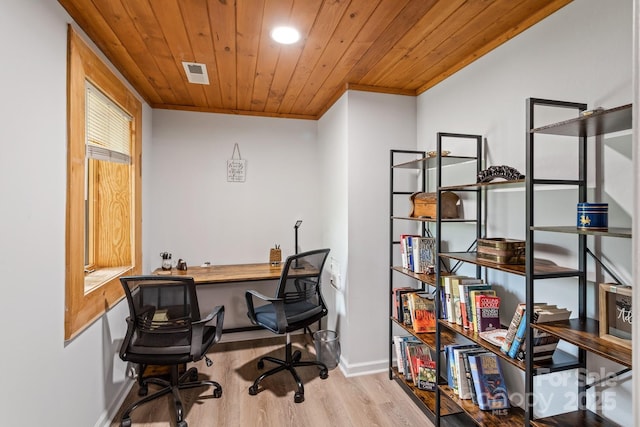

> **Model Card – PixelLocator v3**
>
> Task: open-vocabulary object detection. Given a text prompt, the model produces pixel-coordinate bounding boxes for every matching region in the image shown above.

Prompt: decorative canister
[577,203,608,229]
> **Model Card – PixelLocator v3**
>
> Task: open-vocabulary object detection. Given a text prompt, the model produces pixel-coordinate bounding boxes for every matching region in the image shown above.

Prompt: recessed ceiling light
[271,26,300,45]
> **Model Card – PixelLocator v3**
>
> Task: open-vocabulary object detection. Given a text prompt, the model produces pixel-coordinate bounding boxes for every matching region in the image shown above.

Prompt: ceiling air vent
[182,61,209,85]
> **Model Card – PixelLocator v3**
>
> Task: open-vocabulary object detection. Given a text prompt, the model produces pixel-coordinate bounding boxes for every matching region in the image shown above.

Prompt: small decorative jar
[577,203,608,229]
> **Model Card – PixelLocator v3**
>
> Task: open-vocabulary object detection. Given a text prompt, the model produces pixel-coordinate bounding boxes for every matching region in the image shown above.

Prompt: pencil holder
[269,248,282,266]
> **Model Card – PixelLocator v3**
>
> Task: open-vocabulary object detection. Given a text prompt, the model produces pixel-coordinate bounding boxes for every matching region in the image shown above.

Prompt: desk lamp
[293,220,303,269]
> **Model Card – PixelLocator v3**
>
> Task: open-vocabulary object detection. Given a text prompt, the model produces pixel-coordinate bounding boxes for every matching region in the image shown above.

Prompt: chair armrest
[191,305,225,359]
[245,290,287,333]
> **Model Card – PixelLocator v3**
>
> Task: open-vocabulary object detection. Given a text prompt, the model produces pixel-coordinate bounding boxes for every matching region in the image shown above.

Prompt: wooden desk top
[153,263,284,284]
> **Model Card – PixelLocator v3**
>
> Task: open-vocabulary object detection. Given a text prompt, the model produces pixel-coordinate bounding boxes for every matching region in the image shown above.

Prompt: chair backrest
[120,275,200,353]
[276,248,330,307]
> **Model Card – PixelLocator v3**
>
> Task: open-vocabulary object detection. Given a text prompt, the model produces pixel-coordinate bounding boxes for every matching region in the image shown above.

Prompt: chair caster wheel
[190,370,199,381]
[320,369,329,379]
[294,392,304,403]
[177,421,187,427]
[213,388,222,398]
[249,385,258,396]
[120,417,132,427]
[257,360,264,369]
[138,385,148,396]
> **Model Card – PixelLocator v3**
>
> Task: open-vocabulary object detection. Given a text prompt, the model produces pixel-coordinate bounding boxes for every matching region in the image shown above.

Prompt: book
[459,281,489,329]
[479,328,508,347]
[399,336,421,381]
[446,344,478,394]
[461,349,490,404]
[418,237,436,274]
[393,287,414,322]
[475,294,501,332]
[411,236,422,273]
[468,352,510,411]
[454,346,481,399]
[406,342,432,385]
[469,289,496,332]
[401,292,414,326]
[409,292,436,333]
[501,303,526,354]
[516,306,571,361]
[416,359,437,391]
[508,310,527,358]
[393,335,411,374]
[442,275,465,323]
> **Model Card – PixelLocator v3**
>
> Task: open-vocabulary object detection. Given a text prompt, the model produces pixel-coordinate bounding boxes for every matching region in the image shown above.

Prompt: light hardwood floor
[110,334,434,427]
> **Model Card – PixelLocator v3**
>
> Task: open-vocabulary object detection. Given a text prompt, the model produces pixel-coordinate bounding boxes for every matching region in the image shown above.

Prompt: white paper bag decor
[227,143,246,182]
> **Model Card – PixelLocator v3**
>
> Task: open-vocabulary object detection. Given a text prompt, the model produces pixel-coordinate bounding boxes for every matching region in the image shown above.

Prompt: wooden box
[477,238,525,264]
[409,191,459,219]
[599,283,632,349]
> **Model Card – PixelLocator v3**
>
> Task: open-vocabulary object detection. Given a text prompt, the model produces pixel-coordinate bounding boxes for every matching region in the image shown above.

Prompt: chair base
[121,364,222,427]
[248,335,328,403]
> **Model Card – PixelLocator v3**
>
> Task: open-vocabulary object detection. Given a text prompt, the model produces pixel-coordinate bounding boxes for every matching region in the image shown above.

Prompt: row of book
[499,303,572,362]
[393,288,437,333]
[446,343,510,411]
[399,234,436,274]
[441,275,500,333]
[393,335,436,391]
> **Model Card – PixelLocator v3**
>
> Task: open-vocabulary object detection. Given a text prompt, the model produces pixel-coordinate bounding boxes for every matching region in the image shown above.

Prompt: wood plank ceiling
[59,0,572,120]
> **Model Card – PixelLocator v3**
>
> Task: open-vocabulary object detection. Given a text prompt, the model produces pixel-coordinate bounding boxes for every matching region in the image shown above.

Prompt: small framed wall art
[598,283,632,349]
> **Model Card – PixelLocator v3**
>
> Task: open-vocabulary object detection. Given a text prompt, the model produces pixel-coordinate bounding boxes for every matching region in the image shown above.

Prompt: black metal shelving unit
[525,99,633,426]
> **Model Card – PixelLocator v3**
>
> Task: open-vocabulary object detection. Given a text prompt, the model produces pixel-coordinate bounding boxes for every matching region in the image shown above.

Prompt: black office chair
[245,248,331,403]
[119,275,225,427]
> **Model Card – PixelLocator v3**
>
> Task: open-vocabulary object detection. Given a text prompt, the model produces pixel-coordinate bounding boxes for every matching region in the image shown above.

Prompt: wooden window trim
[65,26,142,341]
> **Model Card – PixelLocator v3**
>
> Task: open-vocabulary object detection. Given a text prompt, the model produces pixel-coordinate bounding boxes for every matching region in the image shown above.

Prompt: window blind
[86,82,132,164]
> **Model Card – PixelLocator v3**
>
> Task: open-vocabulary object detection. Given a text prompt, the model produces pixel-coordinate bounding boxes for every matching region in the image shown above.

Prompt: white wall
[0,2,152,426]
[317,91,417,374]
[417,0,633,424]
[149,110,321,330]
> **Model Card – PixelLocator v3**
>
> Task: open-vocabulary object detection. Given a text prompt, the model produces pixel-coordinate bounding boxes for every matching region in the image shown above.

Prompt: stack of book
[440,275,499,333]
[393,336,436,391]
[392,288,436,333]
[500,303,572,362]
[399,234,436,274]
[445,343,510,411]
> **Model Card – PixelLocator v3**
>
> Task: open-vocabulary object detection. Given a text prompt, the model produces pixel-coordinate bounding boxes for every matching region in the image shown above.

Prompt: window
[65,26,142,341]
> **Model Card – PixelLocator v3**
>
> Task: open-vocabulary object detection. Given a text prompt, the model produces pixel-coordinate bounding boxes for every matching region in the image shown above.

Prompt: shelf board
[439,384,525,427]
[532,318,631,367]
[441,179,525,192]
[438,321,579,373]
[531,104,632,137]
[393,155,477,170]
[531,225,631,238]
[392,317,458,348]
[391,266,438,285]
[391,368,463,417]
[531,409,622,427]
[439,252,579,277]
[391,216,478,223]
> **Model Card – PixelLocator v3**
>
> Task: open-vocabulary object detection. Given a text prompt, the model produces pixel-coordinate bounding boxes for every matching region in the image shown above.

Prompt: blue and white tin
[577,203,608,229]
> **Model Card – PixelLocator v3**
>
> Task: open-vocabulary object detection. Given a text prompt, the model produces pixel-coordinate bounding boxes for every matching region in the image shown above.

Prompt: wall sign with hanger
[227,143,246,182]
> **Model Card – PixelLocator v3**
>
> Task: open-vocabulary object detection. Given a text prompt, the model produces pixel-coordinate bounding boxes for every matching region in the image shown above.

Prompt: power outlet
[329,257,341,290]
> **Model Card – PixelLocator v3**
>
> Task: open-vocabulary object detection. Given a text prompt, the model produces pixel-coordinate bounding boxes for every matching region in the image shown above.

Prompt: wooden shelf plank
[531,104,632,137]
[391,216,478,223]
[438,321,580,373]
[439,252,579,277]
[391,266,438,285]
[392,155,476,170]
[531,225,631,238]
[531,409,622,427]
[391,368,463,416]
[391,317,458,348]
[439,385,526,427]
[532,318,632,367]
